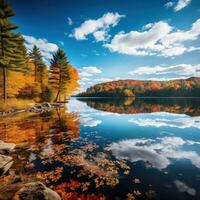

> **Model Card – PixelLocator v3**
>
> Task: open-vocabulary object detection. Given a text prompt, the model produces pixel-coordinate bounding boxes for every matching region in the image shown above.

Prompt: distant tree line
[77,78,200,97]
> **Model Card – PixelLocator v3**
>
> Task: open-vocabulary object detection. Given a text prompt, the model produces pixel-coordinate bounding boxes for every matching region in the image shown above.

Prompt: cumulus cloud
[93,77,113,82]
[174,0,191,11]
[79,66,102,78]
[73,12,125,42]
[23,35,58,62]
[104,18,200,57]
[93,30,109,42]
[128,112,200,129]
[165,0,191,11]
[106,136,200,170]
[77,66,106,93]
[164,1,175,8]
[128,64,200,80]
[78,68,121,92]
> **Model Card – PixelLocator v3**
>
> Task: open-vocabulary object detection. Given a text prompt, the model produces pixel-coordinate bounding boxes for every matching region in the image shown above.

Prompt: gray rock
[0,141,16,154]
[13,182,61,200]
[0,154,13,175]
[43,103,51,108]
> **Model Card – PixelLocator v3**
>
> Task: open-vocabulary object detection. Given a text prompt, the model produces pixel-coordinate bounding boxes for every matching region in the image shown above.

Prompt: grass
[0,98,35,112]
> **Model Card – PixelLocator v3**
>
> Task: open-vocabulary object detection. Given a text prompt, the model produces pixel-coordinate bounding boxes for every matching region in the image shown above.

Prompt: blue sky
[8,0,200,91]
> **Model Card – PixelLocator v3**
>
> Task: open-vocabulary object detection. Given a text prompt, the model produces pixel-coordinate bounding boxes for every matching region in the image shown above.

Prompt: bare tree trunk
[34,63,37,82]
[1,26,7,102]
[3,67,7,102]
[55,90,60,102]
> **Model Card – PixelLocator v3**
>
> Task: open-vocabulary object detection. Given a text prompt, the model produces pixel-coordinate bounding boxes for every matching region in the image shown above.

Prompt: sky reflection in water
[68,98,200,199]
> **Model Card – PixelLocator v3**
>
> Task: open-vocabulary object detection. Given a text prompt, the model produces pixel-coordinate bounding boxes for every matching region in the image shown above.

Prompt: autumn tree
[0,0,28,101]
[49,48,70,102]
[65,64,79,96]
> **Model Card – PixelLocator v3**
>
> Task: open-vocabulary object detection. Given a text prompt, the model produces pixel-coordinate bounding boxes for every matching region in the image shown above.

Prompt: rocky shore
[0,103,64,117]
[0,140,61,200]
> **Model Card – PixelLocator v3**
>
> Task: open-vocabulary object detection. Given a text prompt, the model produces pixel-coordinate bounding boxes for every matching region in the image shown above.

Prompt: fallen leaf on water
[133,190,141,196]
[133,178,141,184]
[126,193,135,200]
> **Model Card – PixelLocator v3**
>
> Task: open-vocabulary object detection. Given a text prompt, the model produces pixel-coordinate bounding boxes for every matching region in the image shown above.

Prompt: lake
[0,97,200,200]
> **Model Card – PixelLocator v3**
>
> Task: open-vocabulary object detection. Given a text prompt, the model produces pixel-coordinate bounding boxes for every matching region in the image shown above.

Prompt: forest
[77,77,200,97]
[0,0,79,111]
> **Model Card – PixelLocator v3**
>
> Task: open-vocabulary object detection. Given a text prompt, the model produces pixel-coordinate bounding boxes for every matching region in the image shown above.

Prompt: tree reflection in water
[0,106,138,200]
[78,97,200,116]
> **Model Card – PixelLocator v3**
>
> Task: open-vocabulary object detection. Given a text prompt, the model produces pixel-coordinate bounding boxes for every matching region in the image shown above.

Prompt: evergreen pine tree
[0,0,28,101]
[29,45,46,89]
[49,48,70,102]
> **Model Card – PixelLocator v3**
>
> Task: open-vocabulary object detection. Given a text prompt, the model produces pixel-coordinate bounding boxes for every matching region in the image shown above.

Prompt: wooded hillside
[77,77,200,97]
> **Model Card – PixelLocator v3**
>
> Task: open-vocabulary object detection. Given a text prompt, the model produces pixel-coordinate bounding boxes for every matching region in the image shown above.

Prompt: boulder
[0,141,16,154]
[0,155,13,175]
[35,104,43,109]
[13,182,61,200]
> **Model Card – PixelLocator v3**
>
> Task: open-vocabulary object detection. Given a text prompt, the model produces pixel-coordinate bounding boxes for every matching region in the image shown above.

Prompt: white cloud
[174,0,191,11]
[128,112,200,129]
[93,30,109,42]
[105,21,172,56]
[93,77,113,82]
[106,136,200,170]
[73,12,125,41]
[77,66,103,92]
[23,35,58,62]
[142,23,154,30]
[67,17,73,25]
[104,18,200,57]
[128,64,200,80]
[164,1,175,8]
[164,0,191,11]
[79,66,102,78]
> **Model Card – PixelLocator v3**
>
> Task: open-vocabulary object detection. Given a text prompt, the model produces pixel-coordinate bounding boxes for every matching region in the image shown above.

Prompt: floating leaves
[53,180,106,200]
[0,107,148,200]
[36,167,63,183]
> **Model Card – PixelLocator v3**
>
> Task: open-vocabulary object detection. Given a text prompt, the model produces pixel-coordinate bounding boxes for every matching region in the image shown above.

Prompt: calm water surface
[0,97,200,200]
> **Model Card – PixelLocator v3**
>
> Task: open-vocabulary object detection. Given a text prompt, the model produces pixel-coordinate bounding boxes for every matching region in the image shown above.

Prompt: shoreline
[0,102,65,117]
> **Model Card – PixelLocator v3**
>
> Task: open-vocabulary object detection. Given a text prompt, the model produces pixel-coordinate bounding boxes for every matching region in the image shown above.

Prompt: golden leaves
[36,167,63,183]
[133,190,141,196]
[81,182,90,192]
[116,161,130,170]
[124,170,130,175]
[126,193,135,200]
[126,190,141,200]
